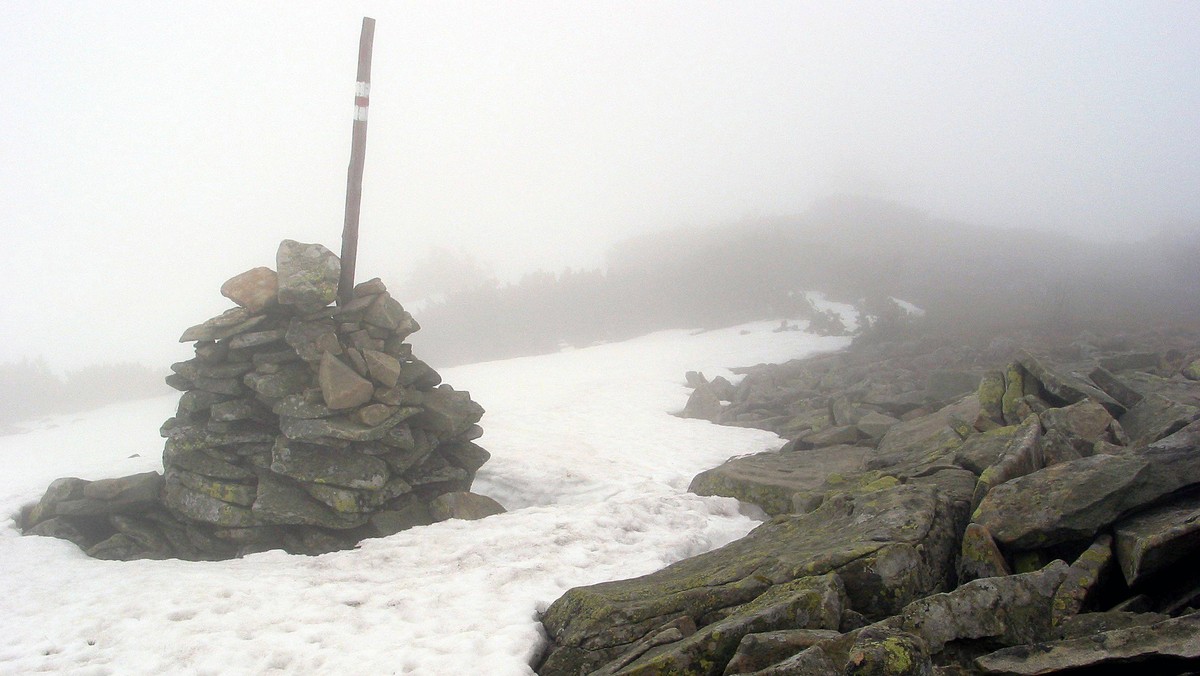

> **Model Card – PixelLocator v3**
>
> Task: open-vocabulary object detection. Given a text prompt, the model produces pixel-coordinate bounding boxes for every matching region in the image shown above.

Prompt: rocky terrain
[20,240,503,560]
[537,319,1200,674]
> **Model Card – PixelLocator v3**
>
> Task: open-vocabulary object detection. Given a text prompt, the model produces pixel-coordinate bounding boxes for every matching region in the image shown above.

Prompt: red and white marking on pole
[354,81,370,122]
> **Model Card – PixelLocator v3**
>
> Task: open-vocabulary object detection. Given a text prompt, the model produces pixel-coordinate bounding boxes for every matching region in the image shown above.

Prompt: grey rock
[270,437,390,490]
[318,352,374,410]
[1051,534,1114,624]
[689,445,871,516]
[428,491,505,522]
[538,484,964,674]
[682,383,723,420]
[407,386,484,436]
[973,420,1200,550]
[179,308,268,343]
[163,473,257,527]
[275,239,339,310]
[1119,392,1199,447]
[285,317,341,362]
[1114,490,1200,587]
[244,362,312,402]
[250,471,366,529]
[1017,350,1124,417]
[362,348,402,388]
[974,612,1200,675]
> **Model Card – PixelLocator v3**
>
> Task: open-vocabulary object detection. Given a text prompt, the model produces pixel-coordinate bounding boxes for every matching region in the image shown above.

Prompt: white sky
[2,1,1198,370]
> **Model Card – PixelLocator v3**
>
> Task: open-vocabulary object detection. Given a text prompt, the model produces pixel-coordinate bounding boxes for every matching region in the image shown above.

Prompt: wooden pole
[338,17,376,306]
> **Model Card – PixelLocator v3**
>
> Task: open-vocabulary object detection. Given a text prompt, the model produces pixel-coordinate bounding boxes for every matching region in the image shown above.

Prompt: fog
[2,1,1198,374]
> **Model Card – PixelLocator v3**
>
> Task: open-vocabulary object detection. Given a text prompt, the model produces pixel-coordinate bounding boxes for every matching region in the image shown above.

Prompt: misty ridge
[405,195,1200,367]
[0,359,168,430]
[4,195,1196,429]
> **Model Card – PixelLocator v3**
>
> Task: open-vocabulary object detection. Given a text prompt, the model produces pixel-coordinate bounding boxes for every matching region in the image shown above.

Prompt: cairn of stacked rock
[22,240,503,560]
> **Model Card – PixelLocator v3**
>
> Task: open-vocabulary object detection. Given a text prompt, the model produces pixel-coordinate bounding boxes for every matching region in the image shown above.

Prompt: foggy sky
[2,1,1198,371]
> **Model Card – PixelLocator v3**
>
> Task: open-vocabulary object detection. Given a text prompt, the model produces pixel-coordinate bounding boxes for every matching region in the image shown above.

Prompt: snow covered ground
[0,322,848,675]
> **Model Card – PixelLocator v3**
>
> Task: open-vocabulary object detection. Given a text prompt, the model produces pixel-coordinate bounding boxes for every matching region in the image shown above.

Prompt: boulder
[689,445,872,516]
[1119,392,1199,446]
[1051,534,1114,624]
[954,425,1019,475]
[318,352,374,410]
[275,239,339,310]
[597,574,846,675]
[872,396,977,475]
[971,416,1043,509]
[220,267,279,313]
[270,437,389,490]
[362,349,402,388]
[973,420,1200,550]
[724,629,842,675]
[538,484,965,674]
[1017,351,1124,417]
[407,386,484,436]
[1113,491,1200,587]
[682,383,723,420]
[975,612,1200,675]
[958,523,1011,583]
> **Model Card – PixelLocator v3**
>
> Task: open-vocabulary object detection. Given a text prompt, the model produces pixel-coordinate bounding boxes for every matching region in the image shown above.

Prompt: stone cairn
[22,240,503,560]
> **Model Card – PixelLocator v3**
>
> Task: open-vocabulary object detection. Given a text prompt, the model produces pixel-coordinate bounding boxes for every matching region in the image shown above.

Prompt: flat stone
[975,613,1200,675]
[689,445,871,516]
[1017,350,1124,417]
[1119,392,1199,447]
[220,267,278,313]
[270,437,389,490]
[227,328,286,350]
[973,420,1200,550]
[244,362,312,402]
[163,472,257,527]
[272,392,335,419]
[179,308,268,343]
[275,239,339,310]
[250,471,366,529]
[353,403,394,427]
[318,352,374,410]
[353,277,388,296]
[1114,491,1200,587]
[538,484,965,674]
[406,385,483,436]
[279,415,399,444]
[170,468,257,507]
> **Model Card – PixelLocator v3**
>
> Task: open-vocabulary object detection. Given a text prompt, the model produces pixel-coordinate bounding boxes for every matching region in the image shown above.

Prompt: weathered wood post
[338,16,376,306]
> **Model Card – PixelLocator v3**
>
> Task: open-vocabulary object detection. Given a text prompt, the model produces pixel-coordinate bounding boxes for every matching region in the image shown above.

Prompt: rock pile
[21,240,503,560]
[537,323,1200,674]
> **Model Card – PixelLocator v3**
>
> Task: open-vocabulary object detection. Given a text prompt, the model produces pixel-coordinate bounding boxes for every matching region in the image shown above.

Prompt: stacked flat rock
[22,240,502,560]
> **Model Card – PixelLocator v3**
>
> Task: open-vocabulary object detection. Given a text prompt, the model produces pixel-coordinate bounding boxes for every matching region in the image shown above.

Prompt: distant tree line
[403,196,1200,367]
[0,358,169,429]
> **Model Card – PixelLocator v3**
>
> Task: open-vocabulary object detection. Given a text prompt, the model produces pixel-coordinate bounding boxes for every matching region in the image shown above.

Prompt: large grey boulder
[975,612,1200,675]
[1113,491,1200,587]
[538,484,966,675]
[973,420,1200,550]
[275,239,339,310]
[689,445,871,516]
